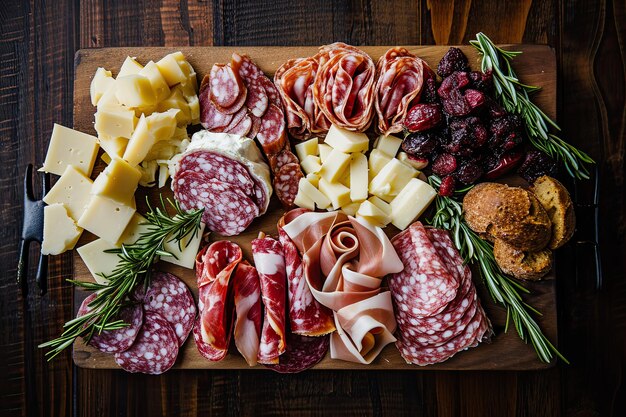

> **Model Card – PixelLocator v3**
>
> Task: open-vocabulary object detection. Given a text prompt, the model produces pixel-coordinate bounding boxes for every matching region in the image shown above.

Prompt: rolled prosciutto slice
[232,260,262,366]
[374,47,434,135]
[313,43,377,132]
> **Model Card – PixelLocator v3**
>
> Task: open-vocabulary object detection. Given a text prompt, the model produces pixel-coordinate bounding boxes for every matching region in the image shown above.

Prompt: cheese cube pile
[293,125,436,230]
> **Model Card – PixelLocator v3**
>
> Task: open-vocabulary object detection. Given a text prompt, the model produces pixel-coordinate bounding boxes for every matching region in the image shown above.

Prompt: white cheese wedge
[295,137,319,161]
[96,87,120,109]
[350,152,368,202]
[98,134,128,158]
[324,124,369,153]
[41,124,99,176]
[374,134,402,157]
[356,200,391,227]
[146,109,179,142]
[340,202,361,216]
[91,157,141,204]
[43,165,93,220]
[123,115,153,166]
[162,221,206,269]
[306,173,320,187]
[115,74,157,108]
[319,178,351,210]
[368,149,392,179]
[369,158,418,202]
[294,187,316,210]
[318,143,332,163]
[367,196,391,215]
[300,155,322,175]
[389,178,437,230]
[117,56,144,77]
[298,177,331,209]
[94,106,138,139]
[42,203,82,255]
[157,86,192,126]
[139,60,171,102]
[156,53,187,86]
[90,67,115,106]
[78,195,137,244]
[319,148,351,183]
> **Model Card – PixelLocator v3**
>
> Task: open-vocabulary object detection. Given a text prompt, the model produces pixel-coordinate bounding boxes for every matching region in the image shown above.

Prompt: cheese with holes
[118,56,144,77]
[139,60,171,102]
[90,68,115,106]
[123,115,153,166]
[41,124,99,176]
[115,74,157,107]
[374,134,402,157]
[161,221,206,269]
[300,155,322,175]
[156,53,187,86]
[318,143,332,163]
[319,148,351,183]
[324,125,369,153]
[298,177,331,209]
[91,157,141,204]
[42,204,82,255]
[350,152,368,202]
[368,149,392,179]
[389,178,436,230]
[78,195,137,244]
[356,200,391,227]
[319,178,351,210]
[295,138,319,161]
[95,106,137,139]
[43,165,93,220]
[98,135,128,158]
[369,158,418,202]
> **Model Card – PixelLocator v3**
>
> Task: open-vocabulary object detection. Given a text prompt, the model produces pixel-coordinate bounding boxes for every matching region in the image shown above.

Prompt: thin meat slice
[77,293,143,354]
[273,163,303,209]
[114,311,179,374]
[221,106,248,133]
[232,261,262,366]
[208,63,246,111]
[266,333,329,373]
[252,235,287,364]
[200,97,234,131]
[226,113,252,136]
[248,114,262,138]
[195,240,243,287]
[257,103,288,155]
[245,83,269,118]
[268,147,300,172]
[142,271,196,346]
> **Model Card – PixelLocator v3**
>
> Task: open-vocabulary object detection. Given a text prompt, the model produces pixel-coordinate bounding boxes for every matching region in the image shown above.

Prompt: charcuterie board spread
[44,41,567,372]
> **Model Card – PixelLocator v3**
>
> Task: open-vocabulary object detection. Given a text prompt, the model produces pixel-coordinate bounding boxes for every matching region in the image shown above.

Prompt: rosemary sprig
[427,176,568,364]
[39,197,203,360]
[470,32,594,180]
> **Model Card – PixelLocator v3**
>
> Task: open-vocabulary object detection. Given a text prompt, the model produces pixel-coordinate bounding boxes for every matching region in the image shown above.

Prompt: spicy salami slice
[114,311,179,374]
[257,104,288,155]
[77,293,144,354]
[266,333,329,373]
[273,163,303,208]
[209,63,246,110]
[268,148,300,172]
[142,271,196,346]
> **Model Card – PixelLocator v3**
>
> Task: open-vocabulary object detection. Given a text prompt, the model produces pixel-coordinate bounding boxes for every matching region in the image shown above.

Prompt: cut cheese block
[367,196,391,215]
[90,67,115,106]
[356,200,391,227]
[295,138,319,161]
[368,149,392,179]
[340,202,361,216]
[41,203,82,255]
[319,148,351,183]
[101,153,112,165]
[146,109,179,142]
[123,115,153,166]
[324,124,369,153]
[98,135,128,159]
[91,157,141,204]
[115,74,157,107]
[389,178,436,230]
[157,86,192,126]
[162,221,206,269]
[350,152,368,202]
[43,165,93,220]
[78,195,137,244]
[297,177,330,209]
[369,158,418,202]
[318,143,332,163]
[96,87,120,109]
[186,94,200,125]
[139,60,171,102]
[294,188,315,210]
[117,56,144,77]
[319,178,351,210]
[157,163,169,188]
[300,155,322,175]
[374,134,402,157]
[95,106,138,139]
[156,53,187,86]
[306,173,320,187]
[41,124,99,177]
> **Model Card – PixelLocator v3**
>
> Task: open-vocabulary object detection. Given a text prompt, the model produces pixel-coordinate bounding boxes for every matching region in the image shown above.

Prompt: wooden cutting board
[72,45,558,371]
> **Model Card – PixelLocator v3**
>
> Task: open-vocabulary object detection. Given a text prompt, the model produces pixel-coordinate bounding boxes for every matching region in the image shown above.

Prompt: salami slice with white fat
[268,148,300,172]
[226,113,252,136]
[114,311,179,374]
[142,271,196,347]
[266,333,329,373]
[200,97,234,131]
[221,106,248,133]
[245,83,269,118]
[257,103,288,155]
[77,293,144,354]
[209,63,246,112]
[273,163,303,208]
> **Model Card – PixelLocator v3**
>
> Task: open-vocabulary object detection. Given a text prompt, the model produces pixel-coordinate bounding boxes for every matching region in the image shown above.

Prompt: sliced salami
[257,76,283,109]
[221,106,248,133]
[114,311,178,374]
[273,163,303,208]
[77,293,144,354]
[232,52,264,81]
[142,271,196,346]
[257,104,288,155]
[248,114,262,138]
[226,113,252,136]
[266,333,329,373]
[268,148,300,172]
[245,82,269,118]
[200,97,234,131]
[209,63,246,110]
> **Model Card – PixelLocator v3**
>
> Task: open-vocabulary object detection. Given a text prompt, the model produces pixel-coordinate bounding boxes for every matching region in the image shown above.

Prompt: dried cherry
[404,103,443,132]
[437,47,469,78]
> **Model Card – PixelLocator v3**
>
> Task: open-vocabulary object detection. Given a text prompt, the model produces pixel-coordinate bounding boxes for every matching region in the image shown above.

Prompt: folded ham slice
[232,261,262,366]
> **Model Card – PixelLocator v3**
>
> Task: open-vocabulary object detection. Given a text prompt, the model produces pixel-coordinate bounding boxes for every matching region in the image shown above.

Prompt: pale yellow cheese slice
[350,152,368,202]
[117,56,144,77]
[318,143,332,163]
[300,155,322,175]
[94,106,138,139]
[91,157,141,204]
[319,148,351,183]
[43,165,93,220]
[295,137,319,161]
[156,53,187,86]
[77,195,137,244]
[319,178,351,210]
[139,61,171,102]
[324,124,369,153]
[90,67,115,106]
[42,203,82,255]
[369,158,418,202]
[298,177,331,209]
[162,221,206,269]
[374,134,402,157]
[115,74,157,107]
[41,124,99,177]
[389,178,437,230]
[98,134,128,159]
[368,149,392,179]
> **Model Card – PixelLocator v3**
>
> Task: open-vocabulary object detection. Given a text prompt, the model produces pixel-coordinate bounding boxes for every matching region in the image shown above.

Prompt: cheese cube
[374,134,402,157]
[157,86,192,126]
[397,151,428,170]
[78,195,137,244]
[156,53,187,86]
[41,203,82,255]
[319,178,351,210]
[340,202,361,216]
[350,152,368,202]
[295,138,319,161]
[324,125,369,153]
[101,153,112,165]
[123,115,154,166]
[146,109,179,142]
[367,196,391,215]
[338,169,350,187]
[98,134,128,158]
[319,148,351,183]
[43,165,93,220]
[139,61,171,102]
[94,106,137,139]
[306,173,320,187]
[41,124,99,176]
[97,87,120,109]
[300,155,322,175]
[356,200,391,226]
[157,163,169,188]
[294,188,316,210]
[390,178,437,230]
[91,157,141,204]
[90,67,115,106]
[369,158,418,202]
[115,75,157,107]
[117,56,144,77]
[318,143,332,163]
[368,149,392,179]
[186,94,200,125]
[298,177,331,209]
[162,222,206,269]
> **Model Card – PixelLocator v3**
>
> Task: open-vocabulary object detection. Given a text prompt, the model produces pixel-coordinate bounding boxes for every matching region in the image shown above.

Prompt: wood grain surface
[1,0,624,416]
[70,44,557,371]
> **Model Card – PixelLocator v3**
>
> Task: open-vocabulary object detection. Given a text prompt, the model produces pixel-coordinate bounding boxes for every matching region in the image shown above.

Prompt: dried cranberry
[489,115,522,137]
[468,70,493,92]
[517,150,558,183]
[472,123,488,147]
[484,97,507,118]
[448,117,486,150]
[455,162,483,185]
[438,72,470,99]
[464,89,485,110]
[502,132,522,150]
[421,78,439,104]
[437,48,469,78]
[402,131,439,157]
[438,176,456,196]
[442,95,471,117]
[404,103,443,132]
[432,153,457,176]
[484,150,524,179]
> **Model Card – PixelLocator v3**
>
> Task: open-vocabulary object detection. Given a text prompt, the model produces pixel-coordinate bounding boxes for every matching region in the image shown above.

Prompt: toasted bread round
[463,183,552,251]
[493,239,552,280]
[531,175,575,249]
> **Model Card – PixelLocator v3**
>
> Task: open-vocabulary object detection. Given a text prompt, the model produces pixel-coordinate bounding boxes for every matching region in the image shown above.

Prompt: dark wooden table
[1,1,624,416]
